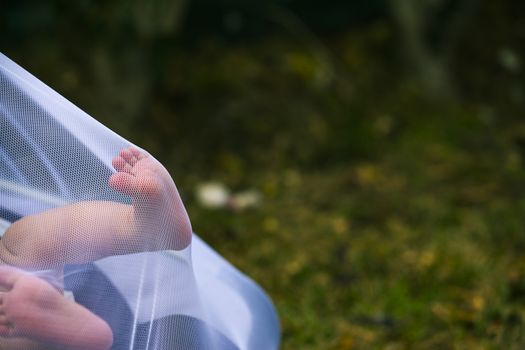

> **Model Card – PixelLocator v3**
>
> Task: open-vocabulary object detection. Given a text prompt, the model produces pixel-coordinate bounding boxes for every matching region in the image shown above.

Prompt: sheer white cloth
[0,52,279,350]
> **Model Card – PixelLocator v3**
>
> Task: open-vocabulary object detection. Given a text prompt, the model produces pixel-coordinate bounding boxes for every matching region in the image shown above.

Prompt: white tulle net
[0,53,279,350]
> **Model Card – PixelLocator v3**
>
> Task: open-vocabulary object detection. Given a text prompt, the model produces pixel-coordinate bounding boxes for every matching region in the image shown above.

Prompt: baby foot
[0,266,113,350]
[108,147,192,250]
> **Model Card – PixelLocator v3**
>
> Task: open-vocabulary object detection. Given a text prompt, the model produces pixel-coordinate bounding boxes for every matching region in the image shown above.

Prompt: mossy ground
[188,113,525,349]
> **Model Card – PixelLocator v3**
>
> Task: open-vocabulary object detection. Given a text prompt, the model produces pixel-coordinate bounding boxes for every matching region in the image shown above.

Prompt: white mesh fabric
[0,52,279,350]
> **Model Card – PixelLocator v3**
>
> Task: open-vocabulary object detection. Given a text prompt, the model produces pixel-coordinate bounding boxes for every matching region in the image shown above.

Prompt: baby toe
[112,156,128,171]
[120,148,137,165]
[130,147,146,160]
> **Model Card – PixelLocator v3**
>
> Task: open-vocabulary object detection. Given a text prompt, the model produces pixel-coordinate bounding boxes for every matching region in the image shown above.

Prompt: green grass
[186,110,525,349]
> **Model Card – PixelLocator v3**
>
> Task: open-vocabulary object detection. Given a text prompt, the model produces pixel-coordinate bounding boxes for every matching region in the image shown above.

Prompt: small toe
[114,156,135,175]
[0,309,13,337]
[130,147,146,160]
[121,148,139,165]
[112,156,128,172]
[0,267,22,290]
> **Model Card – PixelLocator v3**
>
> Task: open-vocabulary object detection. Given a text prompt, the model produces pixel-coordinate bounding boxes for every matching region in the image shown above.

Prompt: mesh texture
[0,53,279,350]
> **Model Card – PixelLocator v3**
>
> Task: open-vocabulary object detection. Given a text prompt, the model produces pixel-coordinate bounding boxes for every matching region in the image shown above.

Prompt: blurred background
[1,0,525,348]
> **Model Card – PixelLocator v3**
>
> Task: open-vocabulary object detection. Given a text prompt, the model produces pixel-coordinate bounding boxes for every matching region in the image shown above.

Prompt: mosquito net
[0,52,279,350]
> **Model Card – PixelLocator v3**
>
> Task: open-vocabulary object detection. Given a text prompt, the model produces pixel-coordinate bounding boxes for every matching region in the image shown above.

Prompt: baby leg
[0,266,113,350]
[0,147,192,270]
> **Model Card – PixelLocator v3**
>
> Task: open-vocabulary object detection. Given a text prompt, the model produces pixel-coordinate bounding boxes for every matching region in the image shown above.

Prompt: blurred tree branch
[389,0,479,99]
[130,0,189,38]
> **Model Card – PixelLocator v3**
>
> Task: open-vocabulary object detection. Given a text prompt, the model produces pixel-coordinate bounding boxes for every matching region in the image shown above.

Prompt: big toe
[109,172,162,198]
[108,172,135,196]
